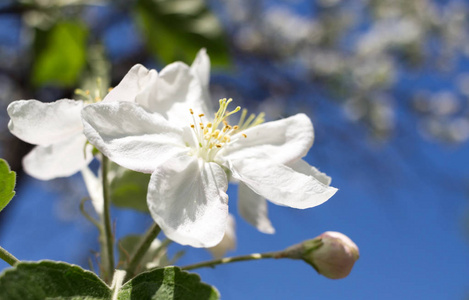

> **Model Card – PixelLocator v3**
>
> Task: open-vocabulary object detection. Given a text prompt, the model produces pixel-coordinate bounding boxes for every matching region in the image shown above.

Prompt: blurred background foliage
[1,0,469,298]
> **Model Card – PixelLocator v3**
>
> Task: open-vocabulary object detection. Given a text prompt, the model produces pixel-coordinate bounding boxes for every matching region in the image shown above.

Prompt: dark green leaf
[0,158,16,213]
[118,266,219,300]
[109,162,150,213]
[0,261,111,300]
[32,21,88,87]
[134,0,230,67]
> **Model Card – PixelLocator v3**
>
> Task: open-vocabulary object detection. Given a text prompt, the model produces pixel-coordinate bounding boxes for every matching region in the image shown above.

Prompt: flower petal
[104,62,209,125]
[223,113,314,165]
[23,133,92,180]
[8,99,84,146]
[228,156,337,209]
[127,62,206,123]
[208,214,236,259]
[82,101,187,173]
[289,159,332,186]
[149,62,209,124]
[190,49,214,116]
[147,155,229,248]
[81,166,103,215]
[238,182,275,234]
[191,48,210,88]
[103,64,158,104]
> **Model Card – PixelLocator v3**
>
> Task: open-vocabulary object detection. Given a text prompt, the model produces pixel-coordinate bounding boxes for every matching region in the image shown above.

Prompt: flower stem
[124,223,161,282]
[111,270,126,300]
[0,245,19,266]
[101,155,115,283]
[181,251,284,271]
[79,197,101,229]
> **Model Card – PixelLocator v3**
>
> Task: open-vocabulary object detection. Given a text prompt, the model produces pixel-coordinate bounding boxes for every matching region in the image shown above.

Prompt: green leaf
[0,261,111,300]
[118,266,219,300]
[109,162,150,213]
[0,158,16,213]
[32,21,88,87]
[134,0,230,67]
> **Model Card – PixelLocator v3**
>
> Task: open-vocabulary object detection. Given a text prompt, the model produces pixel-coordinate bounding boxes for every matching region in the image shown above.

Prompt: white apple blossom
[6,50,210,181]
[82,94,337,247]
[89,50,336,238]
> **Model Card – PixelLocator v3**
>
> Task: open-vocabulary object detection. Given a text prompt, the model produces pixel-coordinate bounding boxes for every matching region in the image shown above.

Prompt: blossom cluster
[7,50,337,249]
[222,0,469,142]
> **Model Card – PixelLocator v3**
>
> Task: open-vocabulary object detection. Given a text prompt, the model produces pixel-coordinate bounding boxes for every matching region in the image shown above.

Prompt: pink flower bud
[306,231,359,279]
[282,231,359,279]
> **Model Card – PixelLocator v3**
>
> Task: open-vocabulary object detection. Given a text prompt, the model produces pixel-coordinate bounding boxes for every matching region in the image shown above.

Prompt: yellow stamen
[188,98,262,162]
[252,112,265,127]
[238,109,248,128]
[212,130,220,138]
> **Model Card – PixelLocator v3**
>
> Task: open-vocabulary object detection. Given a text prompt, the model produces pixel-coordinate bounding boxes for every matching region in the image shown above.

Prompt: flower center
[75,77,110,104]
[188,98,265,162]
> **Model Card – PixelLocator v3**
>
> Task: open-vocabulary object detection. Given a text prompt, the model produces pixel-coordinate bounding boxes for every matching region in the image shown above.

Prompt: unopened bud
[283,231,359,279]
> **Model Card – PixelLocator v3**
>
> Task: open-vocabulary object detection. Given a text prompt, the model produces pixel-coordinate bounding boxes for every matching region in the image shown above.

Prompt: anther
[199,113,205,118]
[190,109,194,114]
[242,133,247,138]
[216,144,222,148]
